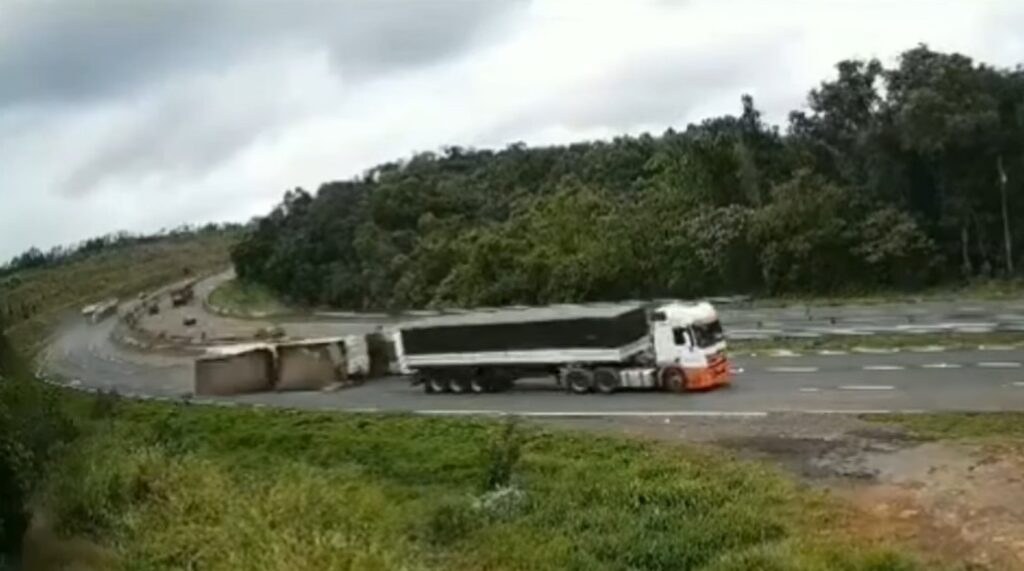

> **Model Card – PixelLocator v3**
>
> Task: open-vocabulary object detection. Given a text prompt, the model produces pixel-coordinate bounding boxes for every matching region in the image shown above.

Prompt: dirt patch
[848,442,1024,570]
[543,414,1024,570]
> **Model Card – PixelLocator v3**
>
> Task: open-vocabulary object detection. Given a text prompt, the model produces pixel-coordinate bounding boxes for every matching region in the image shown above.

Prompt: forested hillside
[233,46,1024,310]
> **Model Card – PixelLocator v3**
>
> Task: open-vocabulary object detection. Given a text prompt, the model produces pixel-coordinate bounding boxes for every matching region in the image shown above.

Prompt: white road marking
[817,350,848,355]
[805,409,896,414]
[1009,382,1024,388]
[853,346,900,354]
[767,349,801,357]
[415,410,770,418]
[922,363,962,369]
[766,366,819,373]
[977,362,1022,368]
[839,385,895,391]
[729,367,745,374]
[979,344,1017,351]
[863,365,905,371]
[908,345,946,353]
[798,387,820,393]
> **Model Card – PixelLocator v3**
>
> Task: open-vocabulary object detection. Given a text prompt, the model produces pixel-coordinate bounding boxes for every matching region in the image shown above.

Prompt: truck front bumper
[683,355,732,391]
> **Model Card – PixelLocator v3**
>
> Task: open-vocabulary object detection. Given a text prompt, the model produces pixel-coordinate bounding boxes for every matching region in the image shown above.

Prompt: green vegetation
[1,229,237,354]
[730,332,1024,355]
[207,278,295,317]
[0,321,79,567]
[866,412,1024,441]
[234,46,1024,310]
[28,398,929,571]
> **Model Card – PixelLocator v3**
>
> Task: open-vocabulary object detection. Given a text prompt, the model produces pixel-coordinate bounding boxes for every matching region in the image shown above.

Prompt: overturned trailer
[194,344,276,396]
[394,302,731,394]
[193,334,383,396]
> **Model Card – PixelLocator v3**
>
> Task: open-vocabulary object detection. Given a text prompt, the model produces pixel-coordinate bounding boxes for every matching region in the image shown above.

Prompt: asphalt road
[44,319,1024,415]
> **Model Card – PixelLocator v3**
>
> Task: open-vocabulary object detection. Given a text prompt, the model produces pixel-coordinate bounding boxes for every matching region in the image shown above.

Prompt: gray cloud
[481,35,788,143]
[3,0,1024,263]
[0,0,523,107]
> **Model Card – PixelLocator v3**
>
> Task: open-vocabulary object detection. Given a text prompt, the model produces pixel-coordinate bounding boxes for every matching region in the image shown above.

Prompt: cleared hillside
[1,231,237,354]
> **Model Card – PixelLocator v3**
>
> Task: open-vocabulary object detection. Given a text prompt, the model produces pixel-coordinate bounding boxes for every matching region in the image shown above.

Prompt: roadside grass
[742,278,1024,309]
[35,396,934,571]
[0,232,237,355]
[207,278,294,317]
[864,412,1024,441]
[730,332,1024,355]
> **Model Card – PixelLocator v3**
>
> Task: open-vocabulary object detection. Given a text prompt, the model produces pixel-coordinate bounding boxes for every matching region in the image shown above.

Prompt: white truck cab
[649,302,730,388]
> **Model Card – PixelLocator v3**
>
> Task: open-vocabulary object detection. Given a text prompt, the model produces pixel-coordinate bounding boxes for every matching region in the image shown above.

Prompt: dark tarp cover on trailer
[400,304,649,355]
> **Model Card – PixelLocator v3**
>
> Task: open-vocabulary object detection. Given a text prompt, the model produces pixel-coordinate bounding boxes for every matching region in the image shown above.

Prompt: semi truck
[394,301,731,394]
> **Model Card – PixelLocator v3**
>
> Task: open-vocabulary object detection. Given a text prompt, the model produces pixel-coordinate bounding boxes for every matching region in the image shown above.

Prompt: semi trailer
[394,302,731,394]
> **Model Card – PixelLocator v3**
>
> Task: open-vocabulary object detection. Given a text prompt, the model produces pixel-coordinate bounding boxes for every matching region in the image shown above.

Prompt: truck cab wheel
[564,369,593,394]
[593,368,619,394]
[426,377,449,393]
[660,367,686,393]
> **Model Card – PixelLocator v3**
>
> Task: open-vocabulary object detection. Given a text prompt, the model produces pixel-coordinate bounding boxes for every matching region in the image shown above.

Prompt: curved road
[44,318,1024,415]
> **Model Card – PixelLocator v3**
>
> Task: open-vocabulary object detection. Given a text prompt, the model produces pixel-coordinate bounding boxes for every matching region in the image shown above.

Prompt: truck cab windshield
[691,320,724,348]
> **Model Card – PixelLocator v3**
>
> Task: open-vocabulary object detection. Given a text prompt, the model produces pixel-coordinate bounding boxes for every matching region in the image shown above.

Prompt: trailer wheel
[565,369,593,394]
[469,376,489,394]
[426,376,449,394]
[593,368,619,394]
[449,377,470,394]
[661,367,686,393]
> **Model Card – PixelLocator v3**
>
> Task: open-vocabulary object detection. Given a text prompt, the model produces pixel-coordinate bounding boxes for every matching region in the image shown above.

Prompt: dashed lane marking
[979,344,1017,351]
[852,346,900,354]
[977,362,1022,368]
[863,365,905,371]
[921,363,962,369]
[799,387,820,393]
[839,385,895,391]
[817,350,848,355]
[766,366,819,373]
[1010,382,1024,387]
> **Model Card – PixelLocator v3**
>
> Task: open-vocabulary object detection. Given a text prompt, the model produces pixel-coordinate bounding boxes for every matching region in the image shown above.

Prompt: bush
[0,330,79,561]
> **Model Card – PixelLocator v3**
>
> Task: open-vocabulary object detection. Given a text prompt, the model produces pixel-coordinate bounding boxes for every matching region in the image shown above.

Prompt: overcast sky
[3,0,1024,261]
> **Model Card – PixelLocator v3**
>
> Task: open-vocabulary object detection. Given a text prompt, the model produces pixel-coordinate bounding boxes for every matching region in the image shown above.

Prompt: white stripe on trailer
[402,337,652,368]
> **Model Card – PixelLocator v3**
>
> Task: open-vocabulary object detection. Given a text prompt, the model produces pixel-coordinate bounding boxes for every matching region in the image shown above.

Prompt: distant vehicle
[170,284,194,307]
[88,298,119,324]
[393,302,731,394]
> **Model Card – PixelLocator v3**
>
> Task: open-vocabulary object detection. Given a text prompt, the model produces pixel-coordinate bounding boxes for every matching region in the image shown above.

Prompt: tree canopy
[233,46,1024,309]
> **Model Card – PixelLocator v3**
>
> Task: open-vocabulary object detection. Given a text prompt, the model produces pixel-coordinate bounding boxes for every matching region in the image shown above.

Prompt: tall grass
[36,401,932,571]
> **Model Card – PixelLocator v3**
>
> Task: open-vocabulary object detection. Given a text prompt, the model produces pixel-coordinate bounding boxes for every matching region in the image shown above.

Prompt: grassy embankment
[29,396,933,571]
[0,233,237,355]
[206,278,294,317]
